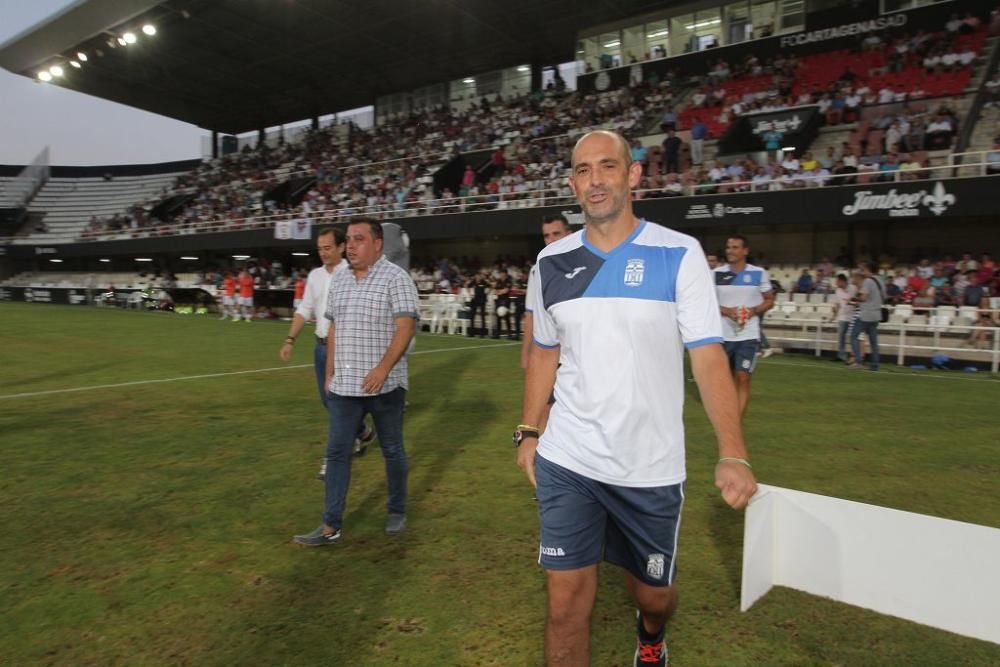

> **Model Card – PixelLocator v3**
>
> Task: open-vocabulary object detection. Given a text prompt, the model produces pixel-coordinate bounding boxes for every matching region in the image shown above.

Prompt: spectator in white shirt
[924,115,955,149]
[885,123,903,153]
[844,93,861,122]
[751,167,772,191]
[663,173,684,196]
[708,162,727,182]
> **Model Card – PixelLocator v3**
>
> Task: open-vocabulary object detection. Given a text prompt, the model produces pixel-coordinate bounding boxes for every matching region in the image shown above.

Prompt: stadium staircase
[13,172,183,245]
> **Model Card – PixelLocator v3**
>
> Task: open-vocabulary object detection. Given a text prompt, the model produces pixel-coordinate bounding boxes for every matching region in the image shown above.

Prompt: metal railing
[67,159,996,243]
[948,151,997,176]
[765,317,1000,373]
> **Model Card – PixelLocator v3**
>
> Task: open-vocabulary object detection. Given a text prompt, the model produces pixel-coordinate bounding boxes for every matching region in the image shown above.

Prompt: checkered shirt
[325,255,419,397]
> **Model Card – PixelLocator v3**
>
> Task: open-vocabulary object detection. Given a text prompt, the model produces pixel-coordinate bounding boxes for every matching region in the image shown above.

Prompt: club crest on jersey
[624,259,645,286]
[646,553,665,579]
[743,273,752,283]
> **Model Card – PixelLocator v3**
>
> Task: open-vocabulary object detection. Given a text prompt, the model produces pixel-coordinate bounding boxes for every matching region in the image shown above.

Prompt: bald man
[515,130,757,666]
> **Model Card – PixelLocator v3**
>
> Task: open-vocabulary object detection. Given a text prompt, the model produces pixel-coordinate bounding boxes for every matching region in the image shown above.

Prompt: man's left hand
[362,365,389,394]
[714,461,758,510]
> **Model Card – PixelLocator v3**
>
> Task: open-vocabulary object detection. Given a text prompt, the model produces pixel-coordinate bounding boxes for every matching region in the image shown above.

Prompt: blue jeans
[323,388,408,529]
[837,321,851,361]
[315,339,367,436]
[850,319,880,370]
[314,339,331,410]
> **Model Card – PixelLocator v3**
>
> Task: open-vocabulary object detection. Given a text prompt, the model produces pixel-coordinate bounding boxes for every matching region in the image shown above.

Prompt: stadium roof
[0,0,678,135]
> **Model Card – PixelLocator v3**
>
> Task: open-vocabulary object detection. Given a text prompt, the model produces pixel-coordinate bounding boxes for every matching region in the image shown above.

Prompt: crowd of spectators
[678,16,985,144]
[878,252,997,313]
[75,13,991,239]
[81,78,689,238]
[788,250,998,312]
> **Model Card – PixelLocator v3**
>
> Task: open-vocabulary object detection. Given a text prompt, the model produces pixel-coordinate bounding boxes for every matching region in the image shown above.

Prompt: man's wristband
[718,456,752,469]
[512,426,540,448]
[284,336,296,344]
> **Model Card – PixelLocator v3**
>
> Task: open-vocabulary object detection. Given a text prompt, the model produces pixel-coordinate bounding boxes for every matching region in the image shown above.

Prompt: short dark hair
[347,217,383,241]
[728,235,749,248]
[317,226,346,245]
[866,261,878,273]
[542,214,570,229]
[836,273,848,282]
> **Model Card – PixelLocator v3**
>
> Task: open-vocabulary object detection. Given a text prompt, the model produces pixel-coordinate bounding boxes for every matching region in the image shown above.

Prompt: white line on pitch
[0,341,519,400]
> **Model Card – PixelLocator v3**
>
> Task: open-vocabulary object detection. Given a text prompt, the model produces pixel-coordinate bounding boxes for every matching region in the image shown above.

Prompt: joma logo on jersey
[624,259,645,286]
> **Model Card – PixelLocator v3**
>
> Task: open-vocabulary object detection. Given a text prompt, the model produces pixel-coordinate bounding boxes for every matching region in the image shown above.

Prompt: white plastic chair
[893,304,914,319]
[935,305,957,319]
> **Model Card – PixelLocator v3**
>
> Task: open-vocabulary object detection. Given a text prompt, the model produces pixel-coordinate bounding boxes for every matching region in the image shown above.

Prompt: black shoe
[293,525,342,547]
[634,611,667,666]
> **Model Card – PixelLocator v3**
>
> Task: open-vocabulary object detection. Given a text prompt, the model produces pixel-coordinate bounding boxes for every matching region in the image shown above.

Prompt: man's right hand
[516,437,539,488]
[279,342,293,361]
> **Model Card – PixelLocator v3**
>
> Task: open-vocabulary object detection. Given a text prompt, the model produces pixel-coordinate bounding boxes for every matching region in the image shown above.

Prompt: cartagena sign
[780,14,907,48]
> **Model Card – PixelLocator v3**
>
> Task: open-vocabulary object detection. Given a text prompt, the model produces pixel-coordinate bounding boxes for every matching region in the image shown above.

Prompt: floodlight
[117,37,127,46]
[463,77,475,84]
[180,256,199,260]
[99,258,111,263]
[49,258,63,263]
[70,61,81,68]
[38,71,52,82]
[516,65,529,72]
[49,65,64,77]
[291,252,309,256]
[77,52,88,61]
[135,258,153,262]
[123,32,137,44]
[142,24,156,36]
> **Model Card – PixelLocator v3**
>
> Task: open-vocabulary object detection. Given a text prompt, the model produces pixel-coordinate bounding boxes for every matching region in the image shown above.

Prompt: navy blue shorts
[724,339,760,374]
[534,455,685,587]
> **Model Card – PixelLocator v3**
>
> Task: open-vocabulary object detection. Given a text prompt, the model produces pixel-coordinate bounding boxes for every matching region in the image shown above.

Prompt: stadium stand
[25,172,183,244]
[1,13,992,247]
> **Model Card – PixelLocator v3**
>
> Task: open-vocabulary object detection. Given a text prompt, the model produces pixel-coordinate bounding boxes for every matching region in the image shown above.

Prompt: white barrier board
[741,484,1000,645]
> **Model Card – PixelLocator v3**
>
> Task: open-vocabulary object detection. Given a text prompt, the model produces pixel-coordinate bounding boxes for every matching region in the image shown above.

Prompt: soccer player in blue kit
[515,130,757,666]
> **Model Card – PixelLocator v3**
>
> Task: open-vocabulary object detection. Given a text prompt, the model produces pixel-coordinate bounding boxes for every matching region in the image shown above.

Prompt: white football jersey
[531,220,722,487]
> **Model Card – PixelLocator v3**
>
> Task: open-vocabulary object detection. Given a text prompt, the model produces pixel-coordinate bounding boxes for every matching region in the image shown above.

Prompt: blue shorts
[534,455,685,587]
[724,339,760,374]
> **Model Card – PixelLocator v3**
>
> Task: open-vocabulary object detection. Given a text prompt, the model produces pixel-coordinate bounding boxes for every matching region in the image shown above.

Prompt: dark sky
[0,0,205,166]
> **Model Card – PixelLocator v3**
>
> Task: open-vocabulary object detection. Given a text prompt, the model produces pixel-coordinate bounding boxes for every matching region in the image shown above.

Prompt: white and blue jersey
[530,220,722,487]
[713,263,772,342]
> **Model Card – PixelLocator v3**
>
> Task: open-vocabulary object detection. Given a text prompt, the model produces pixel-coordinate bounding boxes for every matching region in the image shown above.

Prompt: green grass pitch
[1,302,999,666]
